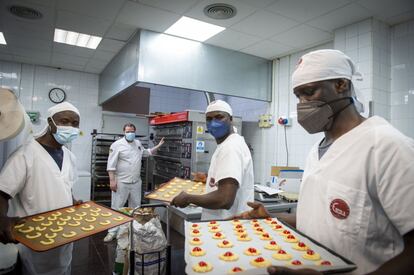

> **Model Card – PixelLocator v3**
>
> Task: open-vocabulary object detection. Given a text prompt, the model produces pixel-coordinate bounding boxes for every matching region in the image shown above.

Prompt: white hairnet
[292,49,364,113]
[47,102,80,118]
[206,100,233,116]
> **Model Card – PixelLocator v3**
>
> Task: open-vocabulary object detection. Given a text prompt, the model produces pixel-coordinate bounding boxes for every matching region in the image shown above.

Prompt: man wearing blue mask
[171,100,254,221]
[0,102,82,274]
[104,123,164,242]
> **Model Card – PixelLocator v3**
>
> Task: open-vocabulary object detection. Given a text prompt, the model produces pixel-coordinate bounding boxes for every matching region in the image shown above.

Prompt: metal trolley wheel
[129,203,171,275]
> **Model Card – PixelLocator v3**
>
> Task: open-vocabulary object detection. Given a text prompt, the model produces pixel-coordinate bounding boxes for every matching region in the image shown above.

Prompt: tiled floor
[71,226,185,274]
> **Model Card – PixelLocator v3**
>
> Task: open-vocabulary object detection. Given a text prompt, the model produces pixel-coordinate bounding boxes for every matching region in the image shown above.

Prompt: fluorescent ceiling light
[165,16,225,42]
[0,32,6,45]
[53,28,102,49]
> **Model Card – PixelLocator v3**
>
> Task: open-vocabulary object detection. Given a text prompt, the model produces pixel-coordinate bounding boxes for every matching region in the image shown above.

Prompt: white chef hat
[47,102,80,118]
[292,49,364,113]
[206,100,233,116]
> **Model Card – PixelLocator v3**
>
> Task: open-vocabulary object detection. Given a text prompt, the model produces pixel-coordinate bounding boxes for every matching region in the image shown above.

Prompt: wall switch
[259,114,273,128]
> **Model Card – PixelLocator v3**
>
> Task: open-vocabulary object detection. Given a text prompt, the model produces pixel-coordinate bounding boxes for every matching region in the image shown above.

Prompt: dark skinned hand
[0,216,23,244]
[171,191,190,208]
[267,266,322,275]
[233,201,271,219]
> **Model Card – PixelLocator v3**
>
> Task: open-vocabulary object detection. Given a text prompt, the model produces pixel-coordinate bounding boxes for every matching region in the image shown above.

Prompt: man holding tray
[237,50,414,275]
[0,102,82,275]
[172,100,254,220]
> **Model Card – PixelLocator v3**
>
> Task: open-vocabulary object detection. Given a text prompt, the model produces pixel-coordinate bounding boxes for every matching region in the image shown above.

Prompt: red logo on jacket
[330,199,350,219]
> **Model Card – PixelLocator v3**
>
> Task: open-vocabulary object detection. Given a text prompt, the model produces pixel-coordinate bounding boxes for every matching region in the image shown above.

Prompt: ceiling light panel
[53,28,102,49]
[0,32,6,45]
[165,16,225,42]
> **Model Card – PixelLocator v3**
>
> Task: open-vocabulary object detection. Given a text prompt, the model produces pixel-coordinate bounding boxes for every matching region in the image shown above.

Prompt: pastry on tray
[260,233,272,240]
[228,267,244,274]
[264,217,274,224]
[190,237,203,245]
[231,219,241,225]
[288,260,303,266]
[284,234,298,243]
[264,241,280,250]
[272,224,284,231]
[190,247,206,257]
[244,247,261,256]
[250,257,271,268]
[219,251,239,261]
[191,229,202,237]
[192,261,213,273]
[191,224,200,230]
[237,234,251,241]
[302,249,321,261]
[217,240,233,248]
[234,229,247,236]
[272,249,292,261]
[279,229,291,236]
[254,228,266,235]
[233,224,244,231]
[212,232,225,239]
[316,260,333,266]
[207,221,218,227]
[208,226,221,233]
[292,242,308,251]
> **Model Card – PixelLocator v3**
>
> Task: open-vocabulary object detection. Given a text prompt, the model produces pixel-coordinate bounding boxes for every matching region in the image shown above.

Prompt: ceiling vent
[8,5,43,20]
[203,3,237,20]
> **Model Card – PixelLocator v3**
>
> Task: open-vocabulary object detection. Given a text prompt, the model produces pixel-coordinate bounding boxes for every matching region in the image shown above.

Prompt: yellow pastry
[292,242,308,251]
[113,216,124,221]
[191,229,202,237]
[14,223,25,229]
[73,216,82,221]
[234,229,246,236]
[302,249,321,261]
[81,225,95,231]
[158,188,166,192]
[68,221,81,227]
[187,189,193,192]
[219,251,239,261]
[48,216,57,221]
[166,185,173,189]
[85,217,97,222]
[52,211,62,217]
[208,226,221,233]
[76,212,87,217]
[50,226,63,233]
[90,212,99,217]
[26,232,42,239]
[147,194,157,198]
[217,240,233,248]
[279,229,292,236]
[40,239,55,245]
[168,191,176,195]
[231,219,241,225]
[272,224,284,231]
[264,217,274,224]
[228,267,244,274]
[237,234,251,241]
[90,208,101,213]
[163,194,171,198]
[272,249,292,261]
[288,260,303,266]
[192,186,197,190]
[212,232,225,239]
[189,237,203,245]
[260,233,273,240]
[284,234,298,243]
[41,221,53,227]
[190,223,200,230]
[254,228,266,235]
[264,241,280,250]
[60,216,71,221]
[250,257,271,268]
[57,221,67,226]
[35,226,47,232]
[269,220,279,227]
[101,212,112,217]
[192,261,213,273]
[45,233,57,239]
[233,224,244,231]
[251,223,261,229]
[66,208,75,213]
[250,219,260,225]
[190,247,206,256]
[185,180,191,183]
[63,231,77,238]
[207,221,218,227]
[316,260,333,266]
[244,247,261,256]
[19,226,34,233]
[81,203,91,208]
[32,216,45,222]
[99,220,111,225]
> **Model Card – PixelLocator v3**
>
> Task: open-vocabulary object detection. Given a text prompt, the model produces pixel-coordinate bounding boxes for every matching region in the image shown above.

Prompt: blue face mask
[51,118,80,144]
[207,119,230,139]
[125,132,136,142]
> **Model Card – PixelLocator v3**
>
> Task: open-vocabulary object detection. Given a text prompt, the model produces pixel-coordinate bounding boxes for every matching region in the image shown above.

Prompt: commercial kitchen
[0,0,414,274]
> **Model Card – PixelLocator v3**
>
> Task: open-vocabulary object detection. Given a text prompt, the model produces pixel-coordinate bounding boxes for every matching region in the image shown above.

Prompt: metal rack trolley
[129,203,171,275]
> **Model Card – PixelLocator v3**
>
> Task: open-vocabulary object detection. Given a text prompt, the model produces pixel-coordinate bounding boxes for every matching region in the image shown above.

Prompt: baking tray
[184,218,356,274]
[145,177,205,203]
[12,201,133,252]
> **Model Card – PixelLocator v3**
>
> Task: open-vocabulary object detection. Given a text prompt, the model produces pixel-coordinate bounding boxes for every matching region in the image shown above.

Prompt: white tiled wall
[390,20,414,138]
[0,60,102,172]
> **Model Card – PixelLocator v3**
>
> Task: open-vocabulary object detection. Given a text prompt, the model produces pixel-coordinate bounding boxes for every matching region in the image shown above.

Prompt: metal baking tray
[184,219,356,275]
[12,201,133,252]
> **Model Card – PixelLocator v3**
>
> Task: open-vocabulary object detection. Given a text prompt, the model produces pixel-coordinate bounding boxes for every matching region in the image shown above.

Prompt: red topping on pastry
[192,224,198,227]
[199,261,207,267]
[256,228,264,232]
[274,225,282,229]
[240,234,248,238]
[271,221,278,225]
[193,238,200,241]
[278,250,287,254]
[224,251,233,257]
[211,226,218,230]
[298,242,306,247]
[262,233,270,238]
[222,240,229,245]
[253,223,260,227]
[252,219,258,222]
[237,229,244,233]
[287,235,295,239]
[266,217,272,221]
[255,257,265,262]
[193,247,202,252]
[215,233,222,237]
[193,230,199,233]
[235,224,243,229]
[248,247,257,253]
[210,221,216,224]
[283,230,290,234]
[233,219,239,222]
[270,241,277,245]
[307,249,315,255]
[232,267,243,272]
[320,260,332,266]
[292,260,302,265]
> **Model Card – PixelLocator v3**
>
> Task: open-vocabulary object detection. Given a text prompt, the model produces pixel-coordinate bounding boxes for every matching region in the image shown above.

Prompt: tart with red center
[207,221,218,227]
[254,228,266,235]
[208,226,221,233]
[192,261,213,273]
[284,234,298,243]
[270,220,278,226]
[234,229,247,236]
[231,219,241,225]
[190,246,206,256]
[250,219,259,225]
[260,233,273,240]
[250,257,271,268]
[191,223,200,229]
[237,234,252,241]
[219,251,239,261]
[244,247,261,256]
[302,249,321,261]
[190,237,203,245]
[228,267,244,274]
[288,260,303,266]
[212,232,226,239]
[218,239,234,248]
[264,240,280,250]
[279,229,291,236]
[264,217,274,224]
[316,260,332,266]
[191,229,202,237]
[292,242,308,251]
[272,224,283,231]
[233,224,244,231]
[272,249,292,261]
[252,223,261,228]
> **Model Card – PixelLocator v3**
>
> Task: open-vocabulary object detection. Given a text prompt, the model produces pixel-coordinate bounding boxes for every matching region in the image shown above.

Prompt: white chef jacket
[0,139,76,275]
[107,137,151,183]
[297,116,414,275]
[201,133,254,221]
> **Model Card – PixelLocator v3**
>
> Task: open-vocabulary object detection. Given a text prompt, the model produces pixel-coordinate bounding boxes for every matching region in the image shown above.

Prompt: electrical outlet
[277,117,291,126]
[258,114,273,128]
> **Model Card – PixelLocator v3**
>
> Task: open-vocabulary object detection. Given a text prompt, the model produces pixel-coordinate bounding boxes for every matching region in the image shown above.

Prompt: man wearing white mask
[171,100,254,221]
[103,123,164,242]
[0,102,82,275]
[237,50,414,275]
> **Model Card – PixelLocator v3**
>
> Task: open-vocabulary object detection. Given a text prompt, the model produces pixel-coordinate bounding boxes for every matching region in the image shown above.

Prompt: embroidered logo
[330,199,350,220]
[209,177,217,187]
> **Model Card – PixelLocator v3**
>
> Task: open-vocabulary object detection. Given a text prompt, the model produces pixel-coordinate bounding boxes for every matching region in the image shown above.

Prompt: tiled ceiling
[0,0,413,74]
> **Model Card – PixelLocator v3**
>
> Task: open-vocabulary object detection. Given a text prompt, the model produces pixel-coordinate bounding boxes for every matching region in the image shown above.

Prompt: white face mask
[50,118,80,144]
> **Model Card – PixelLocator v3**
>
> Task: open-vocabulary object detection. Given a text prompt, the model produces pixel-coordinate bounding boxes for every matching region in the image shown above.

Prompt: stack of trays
[145,177,205,203]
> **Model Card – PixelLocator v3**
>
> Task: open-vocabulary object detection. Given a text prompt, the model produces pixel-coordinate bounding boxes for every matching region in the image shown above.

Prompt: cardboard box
[270,166,300,176]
